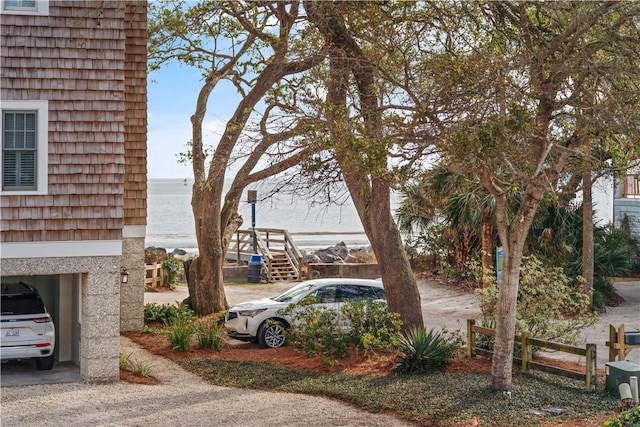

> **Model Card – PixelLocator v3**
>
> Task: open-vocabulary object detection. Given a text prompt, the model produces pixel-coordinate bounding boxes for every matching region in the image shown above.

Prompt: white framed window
[1,0,48,16]
[1,100,48,195]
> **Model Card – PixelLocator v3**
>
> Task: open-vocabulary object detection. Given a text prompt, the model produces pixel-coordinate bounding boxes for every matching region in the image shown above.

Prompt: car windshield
[272,283,314,303]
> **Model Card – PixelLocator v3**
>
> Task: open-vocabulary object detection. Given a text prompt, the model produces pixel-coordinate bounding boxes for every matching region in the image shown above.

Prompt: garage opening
[1,274,81,385]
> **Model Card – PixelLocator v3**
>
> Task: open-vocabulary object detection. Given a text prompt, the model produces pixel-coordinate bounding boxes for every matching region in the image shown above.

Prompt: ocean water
[146,179,370,252]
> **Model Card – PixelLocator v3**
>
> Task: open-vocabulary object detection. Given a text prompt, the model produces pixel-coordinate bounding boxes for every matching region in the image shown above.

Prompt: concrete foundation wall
[120,237,145,331]
[307,263,381,280]
[223,265,249,282]
[222,263,381,282]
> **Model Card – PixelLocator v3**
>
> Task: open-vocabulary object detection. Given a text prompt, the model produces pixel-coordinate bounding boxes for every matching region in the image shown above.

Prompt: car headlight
[238,308,267,317]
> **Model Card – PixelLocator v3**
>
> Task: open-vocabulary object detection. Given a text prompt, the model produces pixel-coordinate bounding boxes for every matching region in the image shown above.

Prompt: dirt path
[146,278,640,369]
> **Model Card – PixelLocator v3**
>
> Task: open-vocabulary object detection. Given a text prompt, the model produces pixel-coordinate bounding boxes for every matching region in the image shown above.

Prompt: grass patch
[175,358,617,426]
[119,352,153,377]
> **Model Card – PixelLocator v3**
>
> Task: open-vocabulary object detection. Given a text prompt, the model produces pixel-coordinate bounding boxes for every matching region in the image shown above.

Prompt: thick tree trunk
[186,254,227,313]
[490,237,524,390]
[189,186,229,315]
[353,180,424,331]
[486,175,546,390]
[305,0,424,332]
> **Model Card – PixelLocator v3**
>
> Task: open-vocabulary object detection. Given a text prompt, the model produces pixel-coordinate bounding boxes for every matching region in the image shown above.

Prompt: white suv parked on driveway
[224,278,385,348]
[1,282,56,370]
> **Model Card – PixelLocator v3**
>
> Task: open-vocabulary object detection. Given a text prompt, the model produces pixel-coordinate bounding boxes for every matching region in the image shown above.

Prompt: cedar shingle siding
[124,2,147,227]
[1,0,147,242]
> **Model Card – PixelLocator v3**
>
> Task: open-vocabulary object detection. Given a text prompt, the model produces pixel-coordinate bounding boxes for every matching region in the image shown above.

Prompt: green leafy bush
[604,405,640,427]
[342,299,402,354]
[166,310,195,352]
[279,299,350,359]
[395,327,463,374]
[475,256,597,345]
[162,257,183,289]
[195,318,224,351]
[279,297,407,363]
[144,302,194,325]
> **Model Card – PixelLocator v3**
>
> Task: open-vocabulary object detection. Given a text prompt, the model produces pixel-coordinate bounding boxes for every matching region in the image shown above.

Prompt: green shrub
[142,325,165,334]
[342,299,402,354]
[604,405,640,427]
[279,299,350,360]
[195,318,224,351]
[119,352,132,370]
[475,256,597,345]
[162,257,183,289]
[395,327,463,374]
[166,310,194,352]
[144,302,194,326]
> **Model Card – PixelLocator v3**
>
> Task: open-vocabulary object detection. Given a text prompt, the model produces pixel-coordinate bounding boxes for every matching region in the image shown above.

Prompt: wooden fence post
[586,343,597,392]
[467,319,476,358]
[521,332,530,372]
[609,324,617,362]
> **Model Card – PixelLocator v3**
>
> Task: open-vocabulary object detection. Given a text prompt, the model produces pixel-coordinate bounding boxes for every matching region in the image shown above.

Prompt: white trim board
[122,225,146,239]
[0,240,123,259]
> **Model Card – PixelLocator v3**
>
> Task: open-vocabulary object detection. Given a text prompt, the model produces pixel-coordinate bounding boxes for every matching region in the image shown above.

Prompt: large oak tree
[149,0,327,314]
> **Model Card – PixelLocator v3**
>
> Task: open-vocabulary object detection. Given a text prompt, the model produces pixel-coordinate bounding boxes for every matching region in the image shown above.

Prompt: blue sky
[147,62,233,179]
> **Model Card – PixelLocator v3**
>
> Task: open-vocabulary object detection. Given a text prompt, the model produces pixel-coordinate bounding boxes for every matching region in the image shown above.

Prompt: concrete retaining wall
[222,263,381,282]
[307,263,380,280]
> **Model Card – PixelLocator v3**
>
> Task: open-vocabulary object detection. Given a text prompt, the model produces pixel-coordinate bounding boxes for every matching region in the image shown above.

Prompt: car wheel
[35,354,54,370]
[258,320,286,348]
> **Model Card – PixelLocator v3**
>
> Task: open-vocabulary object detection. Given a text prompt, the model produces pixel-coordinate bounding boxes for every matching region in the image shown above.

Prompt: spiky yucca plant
[395,327,461,374]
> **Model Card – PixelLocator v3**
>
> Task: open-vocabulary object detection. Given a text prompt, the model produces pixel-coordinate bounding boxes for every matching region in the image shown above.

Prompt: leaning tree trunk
[305,0,424,332]
[360,181,423,331]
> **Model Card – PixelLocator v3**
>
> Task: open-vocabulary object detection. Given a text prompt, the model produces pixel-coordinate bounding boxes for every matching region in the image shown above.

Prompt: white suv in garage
[1,282,56,370]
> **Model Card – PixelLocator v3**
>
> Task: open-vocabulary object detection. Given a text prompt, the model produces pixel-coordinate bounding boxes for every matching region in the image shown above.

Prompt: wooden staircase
[270,254,299,281]
[227,228,304,282]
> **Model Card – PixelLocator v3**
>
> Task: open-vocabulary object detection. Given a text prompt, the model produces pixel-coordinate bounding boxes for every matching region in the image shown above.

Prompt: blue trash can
[247,254,262,283]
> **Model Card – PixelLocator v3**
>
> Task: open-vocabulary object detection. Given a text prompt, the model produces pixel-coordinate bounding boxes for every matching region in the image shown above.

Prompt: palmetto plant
[395,327,461,374]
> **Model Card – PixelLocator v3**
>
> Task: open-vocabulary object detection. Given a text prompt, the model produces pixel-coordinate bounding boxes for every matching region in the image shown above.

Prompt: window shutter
[18,152,36,186]
[3,152,17,187]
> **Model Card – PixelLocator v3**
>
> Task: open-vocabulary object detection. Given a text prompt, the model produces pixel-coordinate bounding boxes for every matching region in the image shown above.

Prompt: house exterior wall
[614,175,640,241]
[1,1,127,241]
[120,1,147,332]
[614,198,640,241]
[1,1,147,380]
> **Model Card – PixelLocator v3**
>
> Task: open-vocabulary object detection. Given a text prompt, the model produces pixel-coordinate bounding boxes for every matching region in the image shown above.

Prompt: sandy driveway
[147,277,640,368]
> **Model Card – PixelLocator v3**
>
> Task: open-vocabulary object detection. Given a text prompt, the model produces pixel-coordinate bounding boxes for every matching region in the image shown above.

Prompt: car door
[305,284,340,318]
[335,284,371,333]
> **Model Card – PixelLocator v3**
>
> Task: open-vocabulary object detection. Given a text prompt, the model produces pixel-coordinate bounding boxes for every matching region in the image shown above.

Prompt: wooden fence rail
[467,319,597,391]
[144,262,165,288]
